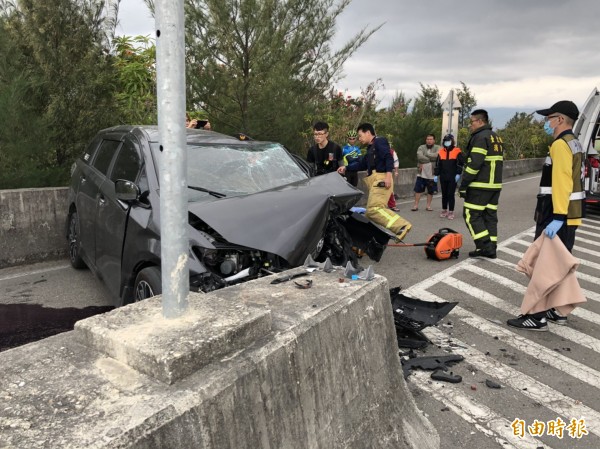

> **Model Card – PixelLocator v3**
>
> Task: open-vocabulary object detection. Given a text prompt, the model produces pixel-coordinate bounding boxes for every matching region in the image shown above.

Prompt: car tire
[134,267,162,301]
[68,211,87,269]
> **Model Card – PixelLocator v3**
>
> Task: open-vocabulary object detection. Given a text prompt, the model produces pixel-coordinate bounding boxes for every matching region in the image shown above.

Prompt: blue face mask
[543,121,554,136]
[443,140,452,147]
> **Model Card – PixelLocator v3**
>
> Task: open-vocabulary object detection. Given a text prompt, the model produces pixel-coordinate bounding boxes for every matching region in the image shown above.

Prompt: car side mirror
[115,179,140,202]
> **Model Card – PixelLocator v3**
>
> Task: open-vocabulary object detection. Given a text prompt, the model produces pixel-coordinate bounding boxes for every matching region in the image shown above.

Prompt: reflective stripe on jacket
[538,132,585,220]
[460,124,504,191]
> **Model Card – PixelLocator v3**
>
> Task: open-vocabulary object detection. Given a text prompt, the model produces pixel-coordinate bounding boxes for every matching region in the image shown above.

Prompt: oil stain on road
[0,303,114,352]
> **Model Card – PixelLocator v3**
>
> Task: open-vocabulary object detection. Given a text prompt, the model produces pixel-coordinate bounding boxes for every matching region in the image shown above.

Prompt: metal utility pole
[155,0,189,318]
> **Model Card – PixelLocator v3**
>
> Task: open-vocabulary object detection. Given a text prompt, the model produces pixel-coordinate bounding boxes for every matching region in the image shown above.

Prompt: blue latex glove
[545,219,564,239]
[433,176,438,183]
[455,174,460,183]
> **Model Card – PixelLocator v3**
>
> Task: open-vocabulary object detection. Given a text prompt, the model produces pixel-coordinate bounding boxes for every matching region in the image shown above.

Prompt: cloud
[118,0,600,112]
[332,0,600,108]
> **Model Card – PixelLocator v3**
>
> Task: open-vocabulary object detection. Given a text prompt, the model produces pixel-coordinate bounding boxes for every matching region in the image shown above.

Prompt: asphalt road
[2,171,599,448]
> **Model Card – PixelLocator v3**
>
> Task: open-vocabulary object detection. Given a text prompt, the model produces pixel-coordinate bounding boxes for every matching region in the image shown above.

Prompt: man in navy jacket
[338,123,411,241]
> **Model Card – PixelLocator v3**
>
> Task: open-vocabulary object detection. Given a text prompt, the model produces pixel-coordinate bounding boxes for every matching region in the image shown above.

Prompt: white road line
[411,291,600,438]
[502,175,540,185]
[0,263,70,282]
[500,243,600,272]
[422,329,600,438]
[576,235,600,247]
[483,257,600,302]
[411,371,552,449]
[439,276,600,353]
[447,305,600,388]
[580,221,600,231]
[577,228,600,239]
[512,238,600,259]
[462,265,600,323]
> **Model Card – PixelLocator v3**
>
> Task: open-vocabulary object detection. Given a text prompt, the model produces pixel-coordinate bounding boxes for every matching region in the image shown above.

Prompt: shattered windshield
[151,141,308,200]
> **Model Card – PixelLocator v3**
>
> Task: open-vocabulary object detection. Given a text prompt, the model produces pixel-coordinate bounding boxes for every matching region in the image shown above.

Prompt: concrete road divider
[0,269,440,449]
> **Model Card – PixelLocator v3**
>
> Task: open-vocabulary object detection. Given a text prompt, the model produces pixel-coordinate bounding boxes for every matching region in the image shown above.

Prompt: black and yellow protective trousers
[364,172,412,240]
[463,188,501,249]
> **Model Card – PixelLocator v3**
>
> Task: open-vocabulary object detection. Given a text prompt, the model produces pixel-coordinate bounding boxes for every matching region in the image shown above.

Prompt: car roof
[98,125,267,147]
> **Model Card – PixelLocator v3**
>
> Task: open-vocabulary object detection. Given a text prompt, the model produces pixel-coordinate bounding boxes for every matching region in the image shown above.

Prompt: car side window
[82,135,102,165]
[110,140,142,183]
[92,140,121,176]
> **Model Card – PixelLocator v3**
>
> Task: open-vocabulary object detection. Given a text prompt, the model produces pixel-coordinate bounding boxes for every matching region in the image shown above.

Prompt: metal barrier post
[155,0,189,318]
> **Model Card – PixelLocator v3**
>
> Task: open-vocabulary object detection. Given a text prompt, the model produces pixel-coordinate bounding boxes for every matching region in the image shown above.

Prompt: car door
[76,138,122,267]
[94,136,144,299]
[575,88,600,200]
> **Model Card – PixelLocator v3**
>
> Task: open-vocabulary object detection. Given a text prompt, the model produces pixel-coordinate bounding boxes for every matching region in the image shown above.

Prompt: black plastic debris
[431,369,462,383]
[395,328,430,349]
[342,212,394,262]
[270,271,309,284]
[401,354,464,379]
[294,279,313,289]
[390,287,457,348]
[485,379,502,389]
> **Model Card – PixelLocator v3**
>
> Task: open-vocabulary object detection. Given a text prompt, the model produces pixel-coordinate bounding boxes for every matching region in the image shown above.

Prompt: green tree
[412,83,442,119]
[497,112,552,160]
[0,0,119,187]
[113,35,157,124]
[455,81,477,129]
[177,0,379,153]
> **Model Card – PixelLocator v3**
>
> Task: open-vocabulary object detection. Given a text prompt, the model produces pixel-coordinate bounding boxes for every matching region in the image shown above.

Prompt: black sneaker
[545,308,567,325]
[468,248,497,259]
[507,314,548,331]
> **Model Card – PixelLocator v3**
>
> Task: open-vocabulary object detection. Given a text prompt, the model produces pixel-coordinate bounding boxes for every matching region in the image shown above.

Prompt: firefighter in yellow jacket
[459,109,504,258]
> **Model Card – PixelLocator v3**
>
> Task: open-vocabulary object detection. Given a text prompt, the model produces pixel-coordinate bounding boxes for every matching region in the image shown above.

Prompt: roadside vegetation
[0,0,552,189]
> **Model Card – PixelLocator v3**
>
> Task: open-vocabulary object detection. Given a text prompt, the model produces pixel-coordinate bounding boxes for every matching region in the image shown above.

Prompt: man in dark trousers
[434,133,464,220]
[459,109,504,258]
[306,121,342,176]
[507,100,585,331]
[337,123,411,241]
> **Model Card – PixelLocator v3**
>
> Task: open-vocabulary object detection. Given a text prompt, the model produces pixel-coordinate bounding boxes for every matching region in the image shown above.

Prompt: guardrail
[0,158,543,268]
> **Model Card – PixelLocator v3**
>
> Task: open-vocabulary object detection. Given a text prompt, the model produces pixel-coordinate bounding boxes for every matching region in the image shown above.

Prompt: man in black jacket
[306,121,343,176]
[459,109,504,258]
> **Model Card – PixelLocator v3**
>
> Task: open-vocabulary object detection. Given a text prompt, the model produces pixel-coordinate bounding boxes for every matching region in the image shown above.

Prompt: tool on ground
[387,228,462,261]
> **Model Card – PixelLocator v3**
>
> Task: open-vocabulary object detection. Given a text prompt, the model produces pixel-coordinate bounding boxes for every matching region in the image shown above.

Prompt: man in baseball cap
[507,99,586,331]
[535,100,579,121]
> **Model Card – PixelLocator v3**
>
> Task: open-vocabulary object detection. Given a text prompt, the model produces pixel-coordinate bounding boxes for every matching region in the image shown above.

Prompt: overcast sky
[117,0,600,121]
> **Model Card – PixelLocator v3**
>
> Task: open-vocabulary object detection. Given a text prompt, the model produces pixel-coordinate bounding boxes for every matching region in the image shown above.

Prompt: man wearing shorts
[412,134,439,211]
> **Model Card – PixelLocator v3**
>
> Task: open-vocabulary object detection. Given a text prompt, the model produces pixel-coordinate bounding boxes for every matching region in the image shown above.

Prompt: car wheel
[68,211,86,269]
[134,267,162,301]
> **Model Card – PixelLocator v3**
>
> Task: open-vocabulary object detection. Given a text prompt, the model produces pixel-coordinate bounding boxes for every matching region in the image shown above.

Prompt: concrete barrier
[355,157,544,202]
[0,158,543,268]
[0,187,69,268]
[0,269,440,449]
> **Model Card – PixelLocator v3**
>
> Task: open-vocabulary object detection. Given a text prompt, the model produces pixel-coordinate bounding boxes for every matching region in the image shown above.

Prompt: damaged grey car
[67,126,392,306]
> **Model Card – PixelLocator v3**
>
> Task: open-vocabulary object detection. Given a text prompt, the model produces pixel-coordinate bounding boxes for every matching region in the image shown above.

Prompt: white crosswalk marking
[403,219,600,448]
[413,370,555,449]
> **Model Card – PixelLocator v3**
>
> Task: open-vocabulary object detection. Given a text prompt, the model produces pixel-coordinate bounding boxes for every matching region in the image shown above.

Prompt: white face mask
[444,140,452,147]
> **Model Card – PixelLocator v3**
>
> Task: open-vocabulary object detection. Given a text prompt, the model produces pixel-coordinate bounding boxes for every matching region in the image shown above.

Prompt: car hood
[188,173,362,266]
